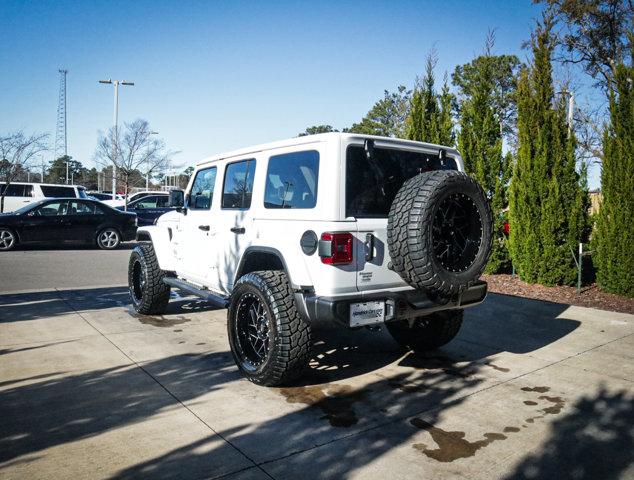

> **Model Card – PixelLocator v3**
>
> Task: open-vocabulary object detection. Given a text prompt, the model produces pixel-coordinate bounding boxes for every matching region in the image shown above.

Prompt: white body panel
[146,133,464,299]
[0,182,88,213]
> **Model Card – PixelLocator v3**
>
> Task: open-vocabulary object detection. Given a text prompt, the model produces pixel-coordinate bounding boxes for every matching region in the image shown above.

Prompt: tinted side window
[264,151,319,209]
[23,185,33,197]
[36,201,69,216]
[0,184,27,196]
[346,146,457,218]
[156,196,169,207]
[222,159,255,209]
[189,167,217,210]
[135,196,160,209]
[41,186,77,198]
[69,201,98,215]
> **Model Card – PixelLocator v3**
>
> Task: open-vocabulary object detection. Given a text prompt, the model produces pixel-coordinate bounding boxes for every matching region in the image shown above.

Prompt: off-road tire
[128,243,171,315]
[387,170,492,297]
[0,227,17,251]
[228,270,311,386]
[97,227,121,250]
[386,310,464,352]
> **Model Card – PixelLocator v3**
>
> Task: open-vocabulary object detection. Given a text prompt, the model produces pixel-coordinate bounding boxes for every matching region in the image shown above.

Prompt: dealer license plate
[349,301,385,327]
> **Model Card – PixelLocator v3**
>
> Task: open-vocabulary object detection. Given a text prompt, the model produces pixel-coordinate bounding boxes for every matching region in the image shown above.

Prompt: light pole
[98,79,134,199]
[146,131,159,189]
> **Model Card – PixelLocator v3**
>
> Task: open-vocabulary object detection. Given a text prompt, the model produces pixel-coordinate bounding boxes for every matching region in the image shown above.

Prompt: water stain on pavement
[504,426,520,433]
[524,400,538,406]
[525,393,566,423]
[410,418,507,462]
[278,384,364,428]
[521,386,550,393]
[127,307,190,328]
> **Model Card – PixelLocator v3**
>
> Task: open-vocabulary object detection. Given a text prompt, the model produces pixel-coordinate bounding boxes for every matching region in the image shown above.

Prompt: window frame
[188,166,218,211]
[221,158,256,210]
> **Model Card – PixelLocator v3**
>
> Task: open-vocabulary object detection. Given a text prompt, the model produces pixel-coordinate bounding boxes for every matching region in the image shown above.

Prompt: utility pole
[54,69,69,184]
[98,79,134,199]
[146,131,158,189]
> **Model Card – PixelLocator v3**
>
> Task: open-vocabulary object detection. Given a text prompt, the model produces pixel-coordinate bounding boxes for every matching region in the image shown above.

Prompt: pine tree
[455,39,513,272]
[594,44,634,297]
[437,74,455,146]
[407,50,445,144]
[509,17,587,285]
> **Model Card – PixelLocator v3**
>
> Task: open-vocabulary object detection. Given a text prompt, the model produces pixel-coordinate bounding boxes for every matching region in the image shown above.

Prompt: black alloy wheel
[432,192,482,273]
[234,292,271,369]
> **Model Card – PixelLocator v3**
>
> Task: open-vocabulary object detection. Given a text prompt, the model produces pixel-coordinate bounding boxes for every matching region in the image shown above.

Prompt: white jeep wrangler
[128,133,492,386]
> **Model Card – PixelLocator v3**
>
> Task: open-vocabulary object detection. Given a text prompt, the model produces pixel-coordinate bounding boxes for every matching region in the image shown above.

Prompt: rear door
[346,143,459,292]
[64,201,104,241]
[0,184,33,212]
[212,158,256,294]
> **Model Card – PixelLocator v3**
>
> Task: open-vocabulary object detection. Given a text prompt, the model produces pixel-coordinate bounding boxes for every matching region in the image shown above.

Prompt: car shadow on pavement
[0,286,221,323]
[0,291,597,478]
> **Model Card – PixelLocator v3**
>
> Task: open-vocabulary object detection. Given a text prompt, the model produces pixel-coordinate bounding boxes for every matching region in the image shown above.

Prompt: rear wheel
[386,310,464,353]
[128,243,171,314]
[97,228,121,250]
[228,271,311,386]
[0,228,16,251]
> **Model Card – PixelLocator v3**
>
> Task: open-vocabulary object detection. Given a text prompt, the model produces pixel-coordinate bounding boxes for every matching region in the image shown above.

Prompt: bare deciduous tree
[0,131,48,212]
[94,119,173,209]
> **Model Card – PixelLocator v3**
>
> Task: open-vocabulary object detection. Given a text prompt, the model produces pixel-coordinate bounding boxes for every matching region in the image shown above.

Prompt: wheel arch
[235,247,301,290]
[135,226,176,271]
[0,225,20,244]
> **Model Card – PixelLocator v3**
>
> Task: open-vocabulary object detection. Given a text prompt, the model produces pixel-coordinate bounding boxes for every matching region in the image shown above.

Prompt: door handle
[230,227,245,234]
[198,225,210,231]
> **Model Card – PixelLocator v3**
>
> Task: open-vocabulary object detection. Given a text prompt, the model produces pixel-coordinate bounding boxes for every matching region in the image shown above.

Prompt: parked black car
[116,193,174,226]
[0,198,137,251]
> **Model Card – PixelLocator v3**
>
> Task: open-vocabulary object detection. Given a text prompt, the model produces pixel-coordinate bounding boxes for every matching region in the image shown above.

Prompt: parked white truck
[128,133,492,386]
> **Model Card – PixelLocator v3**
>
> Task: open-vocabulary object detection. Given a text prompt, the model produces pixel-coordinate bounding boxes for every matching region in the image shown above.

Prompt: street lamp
[98,79,134,200]
[146,131,159,189]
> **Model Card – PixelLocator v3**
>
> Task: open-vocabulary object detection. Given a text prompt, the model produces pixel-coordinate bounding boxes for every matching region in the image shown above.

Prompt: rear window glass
[346,145,457,218]
[0,184,32,197]
[222,159,256,209]
[265,150,319,209]
[41,186,77,198]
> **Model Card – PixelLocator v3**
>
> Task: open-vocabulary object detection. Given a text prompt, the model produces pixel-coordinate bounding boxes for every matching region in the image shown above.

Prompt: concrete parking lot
[1,247,633,479]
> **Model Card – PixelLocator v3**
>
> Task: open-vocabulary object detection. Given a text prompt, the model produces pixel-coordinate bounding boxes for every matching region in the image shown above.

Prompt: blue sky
[3,0,599,186]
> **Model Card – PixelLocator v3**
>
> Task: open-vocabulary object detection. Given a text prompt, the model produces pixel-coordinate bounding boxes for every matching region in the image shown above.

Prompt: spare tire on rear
[387,170,492,297]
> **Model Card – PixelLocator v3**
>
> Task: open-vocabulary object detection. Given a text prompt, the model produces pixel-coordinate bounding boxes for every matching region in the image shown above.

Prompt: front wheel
[128,243,171,314]
[0,228,17,251]
[228,271,311,386]
[97,228,121,250]
[386,310,464,353]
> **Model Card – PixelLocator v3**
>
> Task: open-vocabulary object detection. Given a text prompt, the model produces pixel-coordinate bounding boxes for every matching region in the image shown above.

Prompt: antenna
[54,69,68,161]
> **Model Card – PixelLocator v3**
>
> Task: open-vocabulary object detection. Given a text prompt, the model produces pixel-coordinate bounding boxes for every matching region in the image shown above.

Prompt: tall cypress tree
[509,17,587,285]
[455,41,513,272]
[594,45,634,297]
[407,50,451,145]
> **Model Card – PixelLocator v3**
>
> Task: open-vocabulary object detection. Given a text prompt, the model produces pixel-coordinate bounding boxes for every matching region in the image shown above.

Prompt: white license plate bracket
[349,301,385,327]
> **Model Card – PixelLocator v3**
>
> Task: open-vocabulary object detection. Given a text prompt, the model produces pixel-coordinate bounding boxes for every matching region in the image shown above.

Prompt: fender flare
[136,226,176,272]
[235,246,312,291]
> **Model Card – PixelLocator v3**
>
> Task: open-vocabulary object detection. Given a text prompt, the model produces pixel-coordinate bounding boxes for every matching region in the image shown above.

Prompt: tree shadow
[0,352,240,465]
[504,386,634,480]
[0,286,221,323]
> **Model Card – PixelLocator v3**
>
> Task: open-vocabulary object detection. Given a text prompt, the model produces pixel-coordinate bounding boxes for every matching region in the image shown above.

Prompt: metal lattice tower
[54,69,68,160]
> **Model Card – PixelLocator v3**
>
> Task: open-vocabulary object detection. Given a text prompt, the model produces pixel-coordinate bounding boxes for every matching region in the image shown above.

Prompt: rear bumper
[297,281,487,328]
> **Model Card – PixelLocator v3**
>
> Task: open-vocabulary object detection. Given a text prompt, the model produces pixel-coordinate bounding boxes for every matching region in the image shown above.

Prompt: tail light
[319,232,353,265]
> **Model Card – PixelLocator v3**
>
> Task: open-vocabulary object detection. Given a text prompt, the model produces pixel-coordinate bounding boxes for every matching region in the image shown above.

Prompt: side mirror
[169,189,185,208]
